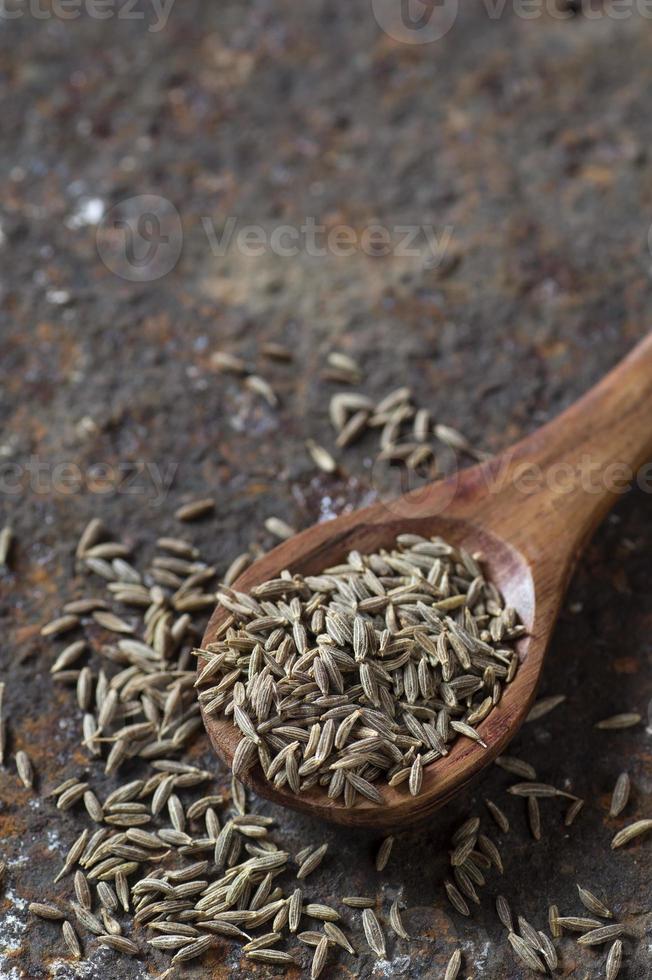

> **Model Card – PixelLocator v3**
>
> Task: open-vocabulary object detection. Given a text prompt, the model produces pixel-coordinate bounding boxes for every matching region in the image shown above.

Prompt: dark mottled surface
[1,2,651,977]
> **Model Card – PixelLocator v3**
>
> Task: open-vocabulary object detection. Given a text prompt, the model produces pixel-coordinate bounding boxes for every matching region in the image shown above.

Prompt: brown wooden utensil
[201,334,652,830]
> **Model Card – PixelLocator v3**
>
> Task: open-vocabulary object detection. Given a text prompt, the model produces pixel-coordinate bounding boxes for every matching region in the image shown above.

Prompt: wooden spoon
[201,334,652,830]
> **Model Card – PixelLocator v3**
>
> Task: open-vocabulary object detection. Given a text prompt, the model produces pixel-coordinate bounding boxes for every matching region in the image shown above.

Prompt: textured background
[0,1,651,977]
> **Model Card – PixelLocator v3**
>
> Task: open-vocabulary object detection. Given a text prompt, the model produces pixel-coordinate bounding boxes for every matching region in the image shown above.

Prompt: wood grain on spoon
[201,333,652,830]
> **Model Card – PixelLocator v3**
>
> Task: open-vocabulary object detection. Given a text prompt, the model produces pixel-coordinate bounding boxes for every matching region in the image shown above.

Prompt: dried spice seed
[485,798,510,833]
[375,836,394,872]
[305,440,337,474]
[494,756,537,780]
[537,930,558,970]
[610,772,631,818]
[211,351,248,375]
[29,902,64,920]
[525,695,566,723]
[0,525,14,567]
[611,819,652,848]
[62,920,82,959]
[565,798,584,826]
[389,899,409,940]
[507,932,546,973]
[496,895,513,932]
[324,921,355,953]
[98,934,140,955]
[606,939,623,980]
[577,924,624,947]
[444,948,462,980]
[245,374,278,407]
[548,904,561,939]
[362,908,386,957]
[342,896,375,908]
[174,499,215,522]
[41,614,80,638]
[595,713,641,730]
[518,915,542,951]
[310,936,329,979]
[528,796,541,841]
[264,517,296,541]
[577,885,612,918]
[246,949,297,965]
[15,750,34,789]
[445,881,470,917]
[555,916,604,932]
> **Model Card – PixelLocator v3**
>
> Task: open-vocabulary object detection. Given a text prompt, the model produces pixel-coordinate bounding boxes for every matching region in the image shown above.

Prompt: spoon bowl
[201,334,652,830]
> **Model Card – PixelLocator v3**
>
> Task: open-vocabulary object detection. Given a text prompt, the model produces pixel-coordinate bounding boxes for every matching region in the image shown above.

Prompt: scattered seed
[577,885,612,918]
[507,932,546,973]
[508,782,571,799]
[342,896,375,908]
[324,921,354,953]
[485,798,510,833]
[525,695,566,723]
[174,499,215,522]
[606,938,623,980]
[311,936,329,979]
[444,948,462,980]
[62,920,82,959]
[389,899,409,940]
[577,924,624,947]
[611,819,652,849]
[362,908,386,957]
[496,895,513,931]
[494,755,537,780]
[41,615,80,638]
[246,949,297,965]
[555,916,604,932]
[375,836,394,872]
[76,518,105,559]
[565,798,584,826]
[98,934,140,955]
[29,902,64,920]
[609,773,631,818]
[0,526,14,567]
[528,796,541,841]
[15,750,34,789]
[445,880,470,917]
[537,930,558,970]
[305,439,337,473]
[262,342,293,362]
[245,374,278,407]
[171,935,214,963]
[595,713,641,731]
[211,351,248,375]
[264,517,296,541]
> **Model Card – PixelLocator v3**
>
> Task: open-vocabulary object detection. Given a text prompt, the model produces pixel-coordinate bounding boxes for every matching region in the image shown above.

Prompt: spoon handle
[465,332,652,569]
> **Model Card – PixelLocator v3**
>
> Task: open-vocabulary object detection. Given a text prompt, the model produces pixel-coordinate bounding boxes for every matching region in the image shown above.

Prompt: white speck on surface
[373,955,410,975]
[318,495,337,521]
[45,289,71,305]
[65,198,105,229]
[0,884,29,963]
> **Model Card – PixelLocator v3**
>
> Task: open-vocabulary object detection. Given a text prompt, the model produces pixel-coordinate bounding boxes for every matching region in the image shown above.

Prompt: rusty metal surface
[1,2,651,977]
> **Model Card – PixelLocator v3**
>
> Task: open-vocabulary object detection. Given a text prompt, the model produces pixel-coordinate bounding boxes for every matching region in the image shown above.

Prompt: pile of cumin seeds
[28,522,369,973]
[198,533,524,806]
